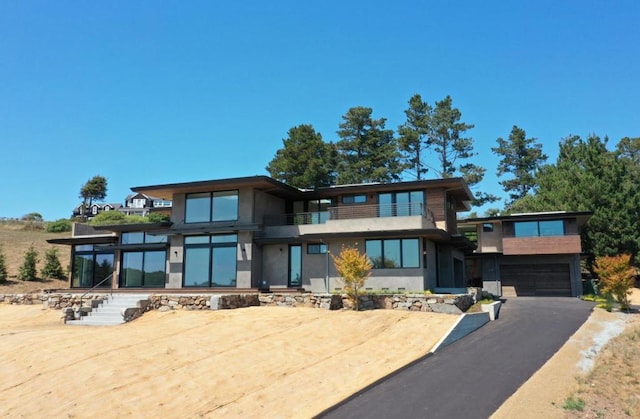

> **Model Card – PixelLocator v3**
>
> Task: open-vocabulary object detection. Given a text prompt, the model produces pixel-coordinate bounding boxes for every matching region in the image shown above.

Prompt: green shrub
[41,248,66,280]
[563,395,585,411]
[0,245,8,282]
[17,246,39,281]
[331,245,372,311]
[46,218,72,233]
[148,213,171,223]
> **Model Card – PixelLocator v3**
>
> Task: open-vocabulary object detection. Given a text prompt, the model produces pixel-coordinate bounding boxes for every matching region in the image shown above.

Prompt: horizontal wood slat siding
[426,189,446,227]
[502,235,582,255]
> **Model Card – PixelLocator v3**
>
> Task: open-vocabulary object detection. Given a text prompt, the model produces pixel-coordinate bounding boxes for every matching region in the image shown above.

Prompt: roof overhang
[91,222,173,233]
[460,210,594,228]
[131,176,304,200]
[47,236,118,246]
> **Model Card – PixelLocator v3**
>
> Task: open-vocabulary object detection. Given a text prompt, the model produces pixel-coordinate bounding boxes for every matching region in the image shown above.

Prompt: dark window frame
[71,245,114,288]
[120,249,167,288]
[307,243,327,254]
[365,238,420,269]
[184,190,239,224]
[514,220,565,237]
[183,234,238,287]
[342,194,367,204]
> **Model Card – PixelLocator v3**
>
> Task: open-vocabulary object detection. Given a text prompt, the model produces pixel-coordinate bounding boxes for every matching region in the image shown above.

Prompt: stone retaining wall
[0,293,106,308]
[1,292,475,315]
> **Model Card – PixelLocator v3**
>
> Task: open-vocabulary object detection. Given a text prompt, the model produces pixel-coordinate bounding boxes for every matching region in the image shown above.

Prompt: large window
[365,238,420,269]
[185,191,238,223]
[183,234,237,287]
[121,251,166,287]
[378,191,424,217]
[514,220,565,237]
[72,245,114,288]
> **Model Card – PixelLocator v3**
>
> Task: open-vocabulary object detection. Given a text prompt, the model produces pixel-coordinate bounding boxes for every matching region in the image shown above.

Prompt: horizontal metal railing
[264,203,428,226]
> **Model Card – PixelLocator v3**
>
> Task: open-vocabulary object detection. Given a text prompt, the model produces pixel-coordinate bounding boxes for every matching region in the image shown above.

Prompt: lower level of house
[60,230,470,294]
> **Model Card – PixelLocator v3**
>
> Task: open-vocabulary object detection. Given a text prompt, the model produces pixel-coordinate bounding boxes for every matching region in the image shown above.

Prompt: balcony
[262,203,436,239]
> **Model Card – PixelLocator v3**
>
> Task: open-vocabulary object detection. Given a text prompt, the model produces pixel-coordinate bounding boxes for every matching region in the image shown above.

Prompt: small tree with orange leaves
[593,254,637,310]
[331,245,372,311]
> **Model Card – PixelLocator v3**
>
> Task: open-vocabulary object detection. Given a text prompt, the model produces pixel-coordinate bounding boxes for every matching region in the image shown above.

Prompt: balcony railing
[264,203,429,226]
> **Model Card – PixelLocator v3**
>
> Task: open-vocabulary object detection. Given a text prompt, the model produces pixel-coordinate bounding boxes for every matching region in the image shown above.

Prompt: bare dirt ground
[492,288,640,418]
[0,305,457,418]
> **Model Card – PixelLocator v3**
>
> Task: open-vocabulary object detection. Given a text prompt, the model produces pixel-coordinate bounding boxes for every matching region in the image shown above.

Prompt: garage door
[500,264,571,296]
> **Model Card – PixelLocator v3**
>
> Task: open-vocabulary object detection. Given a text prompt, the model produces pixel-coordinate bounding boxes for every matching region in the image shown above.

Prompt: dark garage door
[500,264,571,296]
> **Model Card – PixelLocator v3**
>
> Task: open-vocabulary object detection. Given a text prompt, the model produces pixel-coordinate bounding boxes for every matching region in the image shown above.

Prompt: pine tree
[0,245,8,282]
[398,94,432,180]
[336,106,404,184]
[492,125,547,206]
[18,245,39,281]
[41,247,66,280]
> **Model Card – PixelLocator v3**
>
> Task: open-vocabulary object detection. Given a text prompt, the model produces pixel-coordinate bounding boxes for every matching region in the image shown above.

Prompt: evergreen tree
[41,247,66,280]
[79,175,108,220]
[0,245,8,282]
[398,94,432,180]
[336,106,404,184]
[492,125,547,206]
[17,245,39,281]
[428,96,497,206]
[266,124,337,188]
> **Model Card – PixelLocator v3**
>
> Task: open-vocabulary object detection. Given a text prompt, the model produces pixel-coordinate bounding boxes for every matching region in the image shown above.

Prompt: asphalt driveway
[318,297,595,419]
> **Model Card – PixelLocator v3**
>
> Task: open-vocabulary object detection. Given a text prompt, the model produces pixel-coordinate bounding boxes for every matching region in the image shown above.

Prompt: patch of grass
[563,395,585,411]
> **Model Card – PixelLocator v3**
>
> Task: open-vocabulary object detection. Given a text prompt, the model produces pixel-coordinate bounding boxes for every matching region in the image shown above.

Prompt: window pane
[395,192,410,216]
[143,251,167,287]
[540,220,564,236]
[145,234,167,244]
[212,234,237,244]
[514,221,539,237]
[184,247,210,287]
[308,244,327,254]
[75,244,94,252]
[93,254,114,287]
[401,239,420,268]
[212,191,238,221]
[122,252,144,287]
[122,232,144,244]
[184,236,210,244]
[212,246,237,287]
[289,245,302,287]
[410,191,424,215]
[365,240,383,268]
[73,254,94,287]
[383,240,401,268]
[378,193,393,217]
[185,193,211,223]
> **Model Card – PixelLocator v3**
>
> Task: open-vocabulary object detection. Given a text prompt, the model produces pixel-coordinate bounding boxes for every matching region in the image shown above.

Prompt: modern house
[458,211,592,297]
[50,175,477,293]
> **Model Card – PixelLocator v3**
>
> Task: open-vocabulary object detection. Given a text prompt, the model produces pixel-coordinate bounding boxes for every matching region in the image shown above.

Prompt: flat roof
[459,210,593,227]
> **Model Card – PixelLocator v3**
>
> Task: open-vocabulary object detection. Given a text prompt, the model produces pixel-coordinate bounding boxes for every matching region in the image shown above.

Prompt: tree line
[265,93,640,265]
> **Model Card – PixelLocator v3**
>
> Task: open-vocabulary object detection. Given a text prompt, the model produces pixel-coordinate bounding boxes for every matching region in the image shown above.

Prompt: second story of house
[129,175,473,239]
[458,211,592,256]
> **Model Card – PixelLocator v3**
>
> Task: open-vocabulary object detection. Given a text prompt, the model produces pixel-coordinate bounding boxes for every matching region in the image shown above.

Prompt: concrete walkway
[318,297,595,419]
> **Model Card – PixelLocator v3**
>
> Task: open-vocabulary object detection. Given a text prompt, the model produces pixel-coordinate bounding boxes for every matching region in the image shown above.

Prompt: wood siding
[426,188,446,227]
[502,235,582,255]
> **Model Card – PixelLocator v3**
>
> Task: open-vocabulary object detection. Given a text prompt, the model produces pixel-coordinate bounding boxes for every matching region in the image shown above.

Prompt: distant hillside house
[72,203,123,220]
[120,193,173,217]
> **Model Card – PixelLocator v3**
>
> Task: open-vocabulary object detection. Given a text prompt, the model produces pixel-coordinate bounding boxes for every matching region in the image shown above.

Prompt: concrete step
[67,293,149,326]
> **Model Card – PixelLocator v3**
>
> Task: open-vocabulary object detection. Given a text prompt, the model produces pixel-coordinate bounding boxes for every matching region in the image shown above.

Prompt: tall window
[514,220,565,237]
[365,238,420,269]
[289,244,302,287]
[72,245,114,288]
[378,191,424,217]
[183,234,237,287]
[185,191,238,223]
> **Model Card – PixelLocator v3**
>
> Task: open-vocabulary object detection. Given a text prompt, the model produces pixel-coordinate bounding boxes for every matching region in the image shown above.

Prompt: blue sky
[1,1,638,220]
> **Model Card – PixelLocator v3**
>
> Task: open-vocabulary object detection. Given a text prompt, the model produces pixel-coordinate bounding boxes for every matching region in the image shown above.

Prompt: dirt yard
[0,305,457,418]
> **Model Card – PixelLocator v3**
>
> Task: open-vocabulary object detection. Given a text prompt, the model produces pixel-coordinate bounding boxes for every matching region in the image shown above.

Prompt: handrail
[79,273,113,314]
